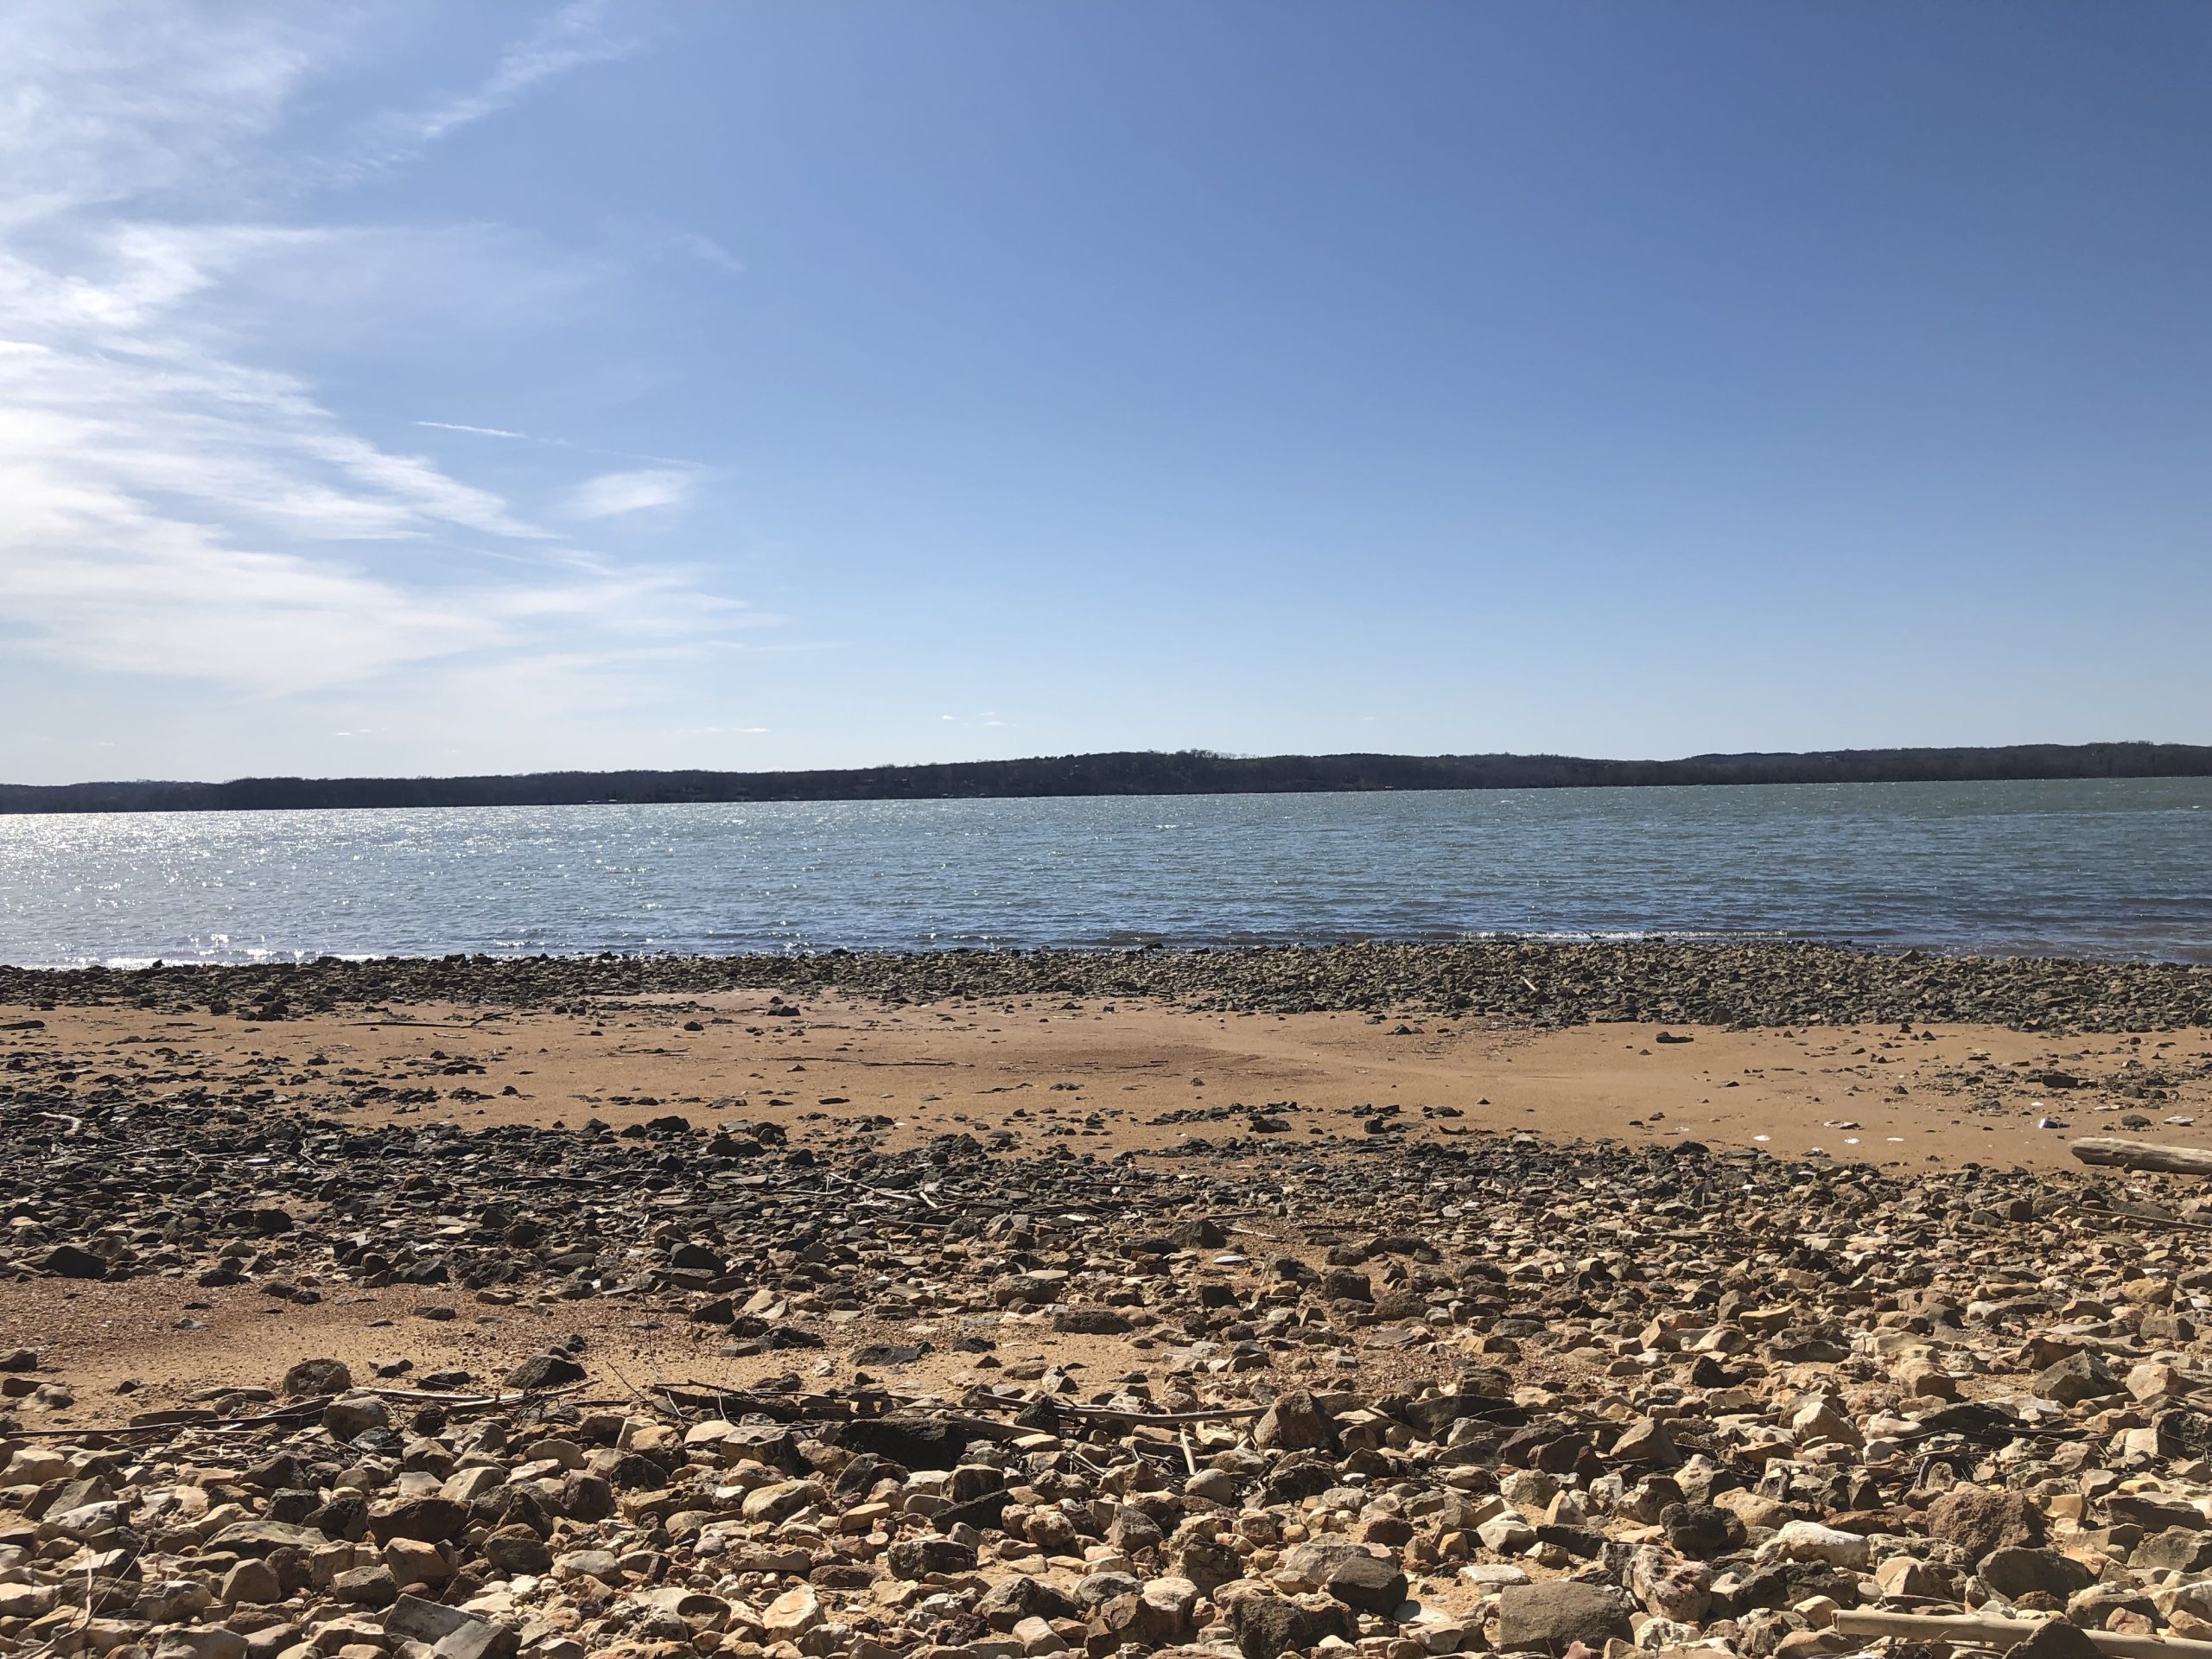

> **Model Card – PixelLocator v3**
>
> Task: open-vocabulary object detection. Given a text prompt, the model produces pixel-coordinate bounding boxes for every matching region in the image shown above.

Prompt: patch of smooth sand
[0,1268,1175,1427]
[7,990,2209,1430]
[4,990,2206,1170]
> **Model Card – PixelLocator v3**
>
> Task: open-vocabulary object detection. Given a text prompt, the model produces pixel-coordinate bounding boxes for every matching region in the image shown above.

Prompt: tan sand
[3,990,2207,1421]
[5,988,2205,1167]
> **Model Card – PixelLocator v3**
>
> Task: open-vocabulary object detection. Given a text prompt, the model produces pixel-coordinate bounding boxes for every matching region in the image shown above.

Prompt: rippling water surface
[0,778,2207,967]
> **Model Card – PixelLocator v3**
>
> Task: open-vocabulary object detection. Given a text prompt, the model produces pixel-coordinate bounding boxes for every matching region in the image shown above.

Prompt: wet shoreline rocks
[3,938,2209,1033]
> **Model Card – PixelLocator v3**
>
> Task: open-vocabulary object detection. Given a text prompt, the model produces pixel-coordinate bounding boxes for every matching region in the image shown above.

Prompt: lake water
[0,778,2207,968]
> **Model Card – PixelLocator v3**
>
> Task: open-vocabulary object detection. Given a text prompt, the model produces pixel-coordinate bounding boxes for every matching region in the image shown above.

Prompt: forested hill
[2,742,2207,814]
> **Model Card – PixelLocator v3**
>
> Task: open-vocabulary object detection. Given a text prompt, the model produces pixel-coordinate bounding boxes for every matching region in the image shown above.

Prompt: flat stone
[1495,1581,1634,1651]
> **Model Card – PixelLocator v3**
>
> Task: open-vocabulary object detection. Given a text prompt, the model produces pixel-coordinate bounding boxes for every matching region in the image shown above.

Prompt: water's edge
[4,937,2207,1034]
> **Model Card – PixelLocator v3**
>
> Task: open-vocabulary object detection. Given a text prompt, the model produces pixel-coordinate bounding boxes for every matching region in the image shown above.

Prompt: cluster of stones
[15,1309,2212,1659]
[13,1058,2212,1659]
[10,1084,2201,1352]
[4,938,2209,1031]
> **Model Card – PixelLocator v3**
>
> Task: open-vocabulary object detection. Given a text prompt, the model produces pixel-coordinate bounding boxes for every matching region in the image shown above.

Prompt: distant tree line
[1,742,2206,815]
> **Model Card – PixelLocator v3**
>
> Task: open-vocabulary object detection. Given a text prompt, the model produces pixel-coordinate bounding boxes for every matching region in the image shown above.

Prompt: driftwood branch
[366,1382,590,1409]
[1834,1610,2212,1658]
[651,1378,1266,1435]
[1053,1402,1268,1425]
[2063,1198,2212,1235]
[2072,1137,2212,1177]
[6,1381,588,1442]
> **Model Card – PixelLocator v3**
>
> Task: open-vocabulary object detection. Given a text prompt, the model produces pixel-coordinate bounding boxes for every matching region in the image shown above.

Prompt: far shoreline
[3,740,2208,815]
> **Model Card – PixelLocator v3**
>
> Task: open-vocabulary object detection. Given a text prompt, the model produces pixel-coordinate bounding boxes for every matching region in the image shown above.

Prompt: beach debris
[2074,1136,2212,1175]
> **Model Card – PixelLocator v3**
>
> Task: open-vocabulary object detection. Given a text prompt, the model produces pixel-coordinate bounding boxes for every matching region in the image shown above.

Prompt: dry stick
[2063,1199,2212,1235]
[658,1378,1266,1435]
[1834,1610,2212,1659]
[951,1390,1268,1427]
[3,1400,328,1440]
[9,1382,588,1441]
[659,1380,822,1414]
[821,1170,940,1210]
[1178,1424,1198,1478]
[602,1362,660,1415]
[2071,1137,2212,1178]
[1894,1423,2081,1446]
[0,1557,110,1659]
[652,1382,700,1421]
[368,1382,590,1410]
[652,1384,1048,1445]
[1054,1402,1266,1425]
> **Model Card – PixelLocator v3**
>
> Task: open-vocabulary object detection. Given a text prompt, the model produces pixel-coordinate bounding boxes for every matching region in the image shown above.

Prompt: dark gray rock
[1496,1580,1636,1651]
[1927,1489,2045,1557]
[886,1536,977,1579]
[1979,1548,2097,1602]
[1224,1590,1356,1659]
[2033,1352,2123,1406]
[503,1352,585,1390]
[1253,1389,1332,1451]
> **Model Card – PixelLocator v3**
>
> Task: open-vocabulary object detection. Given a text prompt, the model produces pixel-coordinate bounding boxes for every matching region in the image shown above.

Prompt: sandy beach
[5,948,2210,1405]
[6,945,2212,1659]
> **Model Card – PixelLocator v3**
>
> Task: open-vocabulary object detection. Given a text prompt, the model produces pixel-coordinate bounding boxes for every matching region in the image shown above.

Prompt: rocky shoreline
[7,940,2212,1659]
[3,940,2210,1033]
[9,1074,2212,1659]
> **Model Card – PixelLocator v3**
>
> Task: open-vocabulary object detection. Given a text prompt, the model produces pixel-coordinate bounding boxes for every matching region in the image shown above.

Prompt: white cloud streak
[0,2,325,227]
[347,1,639,176]
[415,419,531,440]
[0,3,757,712]
[567,467,700,519]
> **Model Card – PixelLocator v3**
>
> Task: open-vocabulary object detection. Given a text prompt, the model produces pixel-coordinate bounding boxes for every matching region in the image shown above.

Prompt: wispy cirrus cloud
[415,419,530,440]
[345,1,641,178]
[0,1,758,715]
[0,3,324,227]
[567,467,702,519]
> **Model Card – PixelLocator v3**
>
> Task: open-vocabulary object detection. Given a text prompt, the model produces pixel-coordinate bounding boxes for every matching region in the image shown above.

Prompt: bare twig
[8,1381,587,1441]
[1835,1610,2212,1659]
[1055,1402,1267,1426]
[2063,1198,2212,1235]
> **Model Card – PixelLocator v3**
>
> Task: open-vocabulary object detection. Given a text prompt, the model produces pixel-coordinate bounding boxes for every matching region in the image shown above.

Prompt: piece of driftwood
[1054,1402,1268,1425]
[3,1404,318,1441]
[367,1382,590,1409]
[2072,1138,2212,1177]
[1834,1610,2212,1658]
[2064,1198,2212,1235]
[5,1381,589,1441]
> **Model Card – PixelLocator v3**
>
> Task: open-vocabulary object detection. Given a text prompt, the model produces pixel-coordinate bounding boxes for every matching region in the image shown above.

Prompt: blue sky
[3,2,2208,785]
